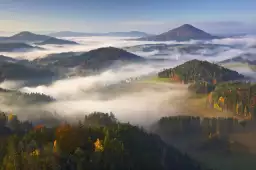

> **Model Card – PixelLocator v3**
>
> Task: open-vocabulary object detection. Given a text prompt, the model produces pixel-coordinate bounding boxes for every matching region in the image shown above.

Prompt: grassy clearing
[181,93,233,118]
[188,93,208,99]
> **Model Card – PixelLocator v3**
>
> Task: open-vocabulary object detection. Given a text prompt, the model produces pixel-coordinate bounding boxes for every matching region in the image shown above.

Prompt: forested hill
[0,87,54,105]
[0,62,55,81]
[35,37,78,45]
[0,112,208,170]
[158,59,245,83]
[0,42,41,52]
[35,47,145,69]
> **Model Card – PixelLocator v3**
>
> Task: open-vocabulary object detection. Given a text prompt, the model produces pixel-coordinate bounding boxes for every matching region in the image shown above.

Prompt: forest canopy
[0,112,208,170]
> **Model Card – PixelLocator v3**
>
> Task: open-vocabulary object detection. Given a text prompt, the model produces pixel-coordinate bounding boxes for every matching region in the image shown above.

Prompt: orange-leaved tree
[55,124,83,154]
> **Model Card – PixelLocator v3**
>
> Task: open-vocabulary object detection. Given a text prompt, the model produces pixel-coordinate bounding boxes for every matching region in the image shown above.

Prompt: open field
[181,93,234,118]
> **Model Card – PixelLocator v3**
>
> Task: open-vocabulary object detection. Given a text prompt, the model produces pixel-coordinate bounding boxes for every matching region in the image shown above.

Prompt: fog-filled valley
[0,34,255,126]
[1,0,256,168]
[0,30,256,170]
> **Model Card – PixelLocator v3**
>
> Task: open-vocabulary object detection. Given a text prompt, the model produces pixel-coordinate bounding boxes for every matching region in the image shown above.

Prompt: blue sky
[0,0,255,34]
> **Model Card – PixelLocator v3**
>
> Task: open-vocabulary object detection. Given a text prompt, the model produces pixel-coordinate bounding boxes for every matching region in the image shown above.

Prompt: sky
[0,0,255,35]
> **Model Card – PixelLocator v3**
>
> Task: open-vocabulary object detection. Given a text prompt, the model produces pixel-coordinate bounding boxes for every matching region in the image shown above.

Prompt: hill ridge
[158,59,245,83]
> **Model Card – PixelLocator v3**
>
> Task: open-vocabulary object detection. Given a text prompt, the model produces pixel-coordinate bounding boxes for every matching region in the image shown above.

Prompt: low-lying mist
[20,62,180,99]
[44,84,189,126]
[0,35,255,61]
[0,35,255,126]
[0,61,187,126]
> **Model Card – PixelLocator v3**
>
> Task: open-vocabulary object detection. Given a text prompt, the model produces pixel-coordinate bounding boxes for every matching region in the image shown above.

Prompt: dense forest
[0,88,54,105]
[0,112,209,170]
[189,81,256,120]
[206,82,256,119]
[155,115,256,139]
[158,59,256,119]
[154,115,256,170]
[158,59,245,83]
[0,62,54,81]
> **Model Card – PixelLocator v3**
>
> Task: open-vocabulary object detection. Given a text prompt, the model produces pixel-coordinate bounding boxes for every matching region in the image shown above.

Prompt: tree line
[156,116,255,139]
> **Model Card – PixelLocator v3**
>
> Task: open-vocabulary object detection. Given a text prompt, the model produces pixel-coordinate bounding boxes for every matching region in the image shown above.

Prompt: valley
[0,25,255,170]
[0,1,255,169]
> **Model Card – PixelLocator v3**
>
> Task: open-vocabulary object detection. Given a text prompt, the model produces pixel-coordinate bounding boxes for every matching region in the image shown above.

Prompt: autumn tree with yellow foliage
[94,138,104,152]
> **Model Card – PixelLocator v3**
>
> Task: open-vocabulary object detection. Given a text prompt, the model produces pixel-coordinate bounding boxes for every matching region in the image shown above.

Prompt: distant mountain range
[139,24,220,41]
[48,31,152,37]
[0,31,78,45]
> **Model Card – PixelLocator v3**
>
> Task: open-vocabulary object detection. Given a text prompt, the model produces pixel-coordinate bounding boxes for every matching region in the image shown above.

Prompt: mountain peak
[14,31,35,36]
[139,24,219,41]
[172,24,204,32]
[177,24,200,30]
[9,31,50,42]
[180,24,195,28]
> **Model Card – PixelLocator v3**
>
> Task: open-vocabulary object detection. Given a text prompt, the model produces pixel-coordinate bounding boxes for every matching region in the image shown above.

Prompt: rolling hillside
[158,59,245,83]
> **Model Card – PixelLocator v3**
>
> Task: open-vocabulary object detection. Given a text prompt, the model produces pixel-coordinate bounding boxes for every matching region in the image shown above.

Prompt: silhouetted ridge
[0,31,78,44]
[36,37,78,45]
[35,47,145,69]
[8,31,50,42]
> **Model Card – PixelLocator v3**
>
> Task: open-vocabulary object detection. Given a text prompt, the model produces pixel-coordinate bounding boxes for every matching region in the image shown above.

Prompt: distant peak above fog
[0,31,78,45]
[138,24,221,41]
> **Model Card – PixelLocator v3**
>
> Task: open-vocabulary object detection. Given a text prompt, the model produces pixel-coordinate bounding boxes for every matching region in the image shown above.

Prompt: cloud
[20,62,179,99]
[0,36,200,60]
[44,85,188,126]
[209,36,256,47]
[16,61,187,125]
[1,35,255,62]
